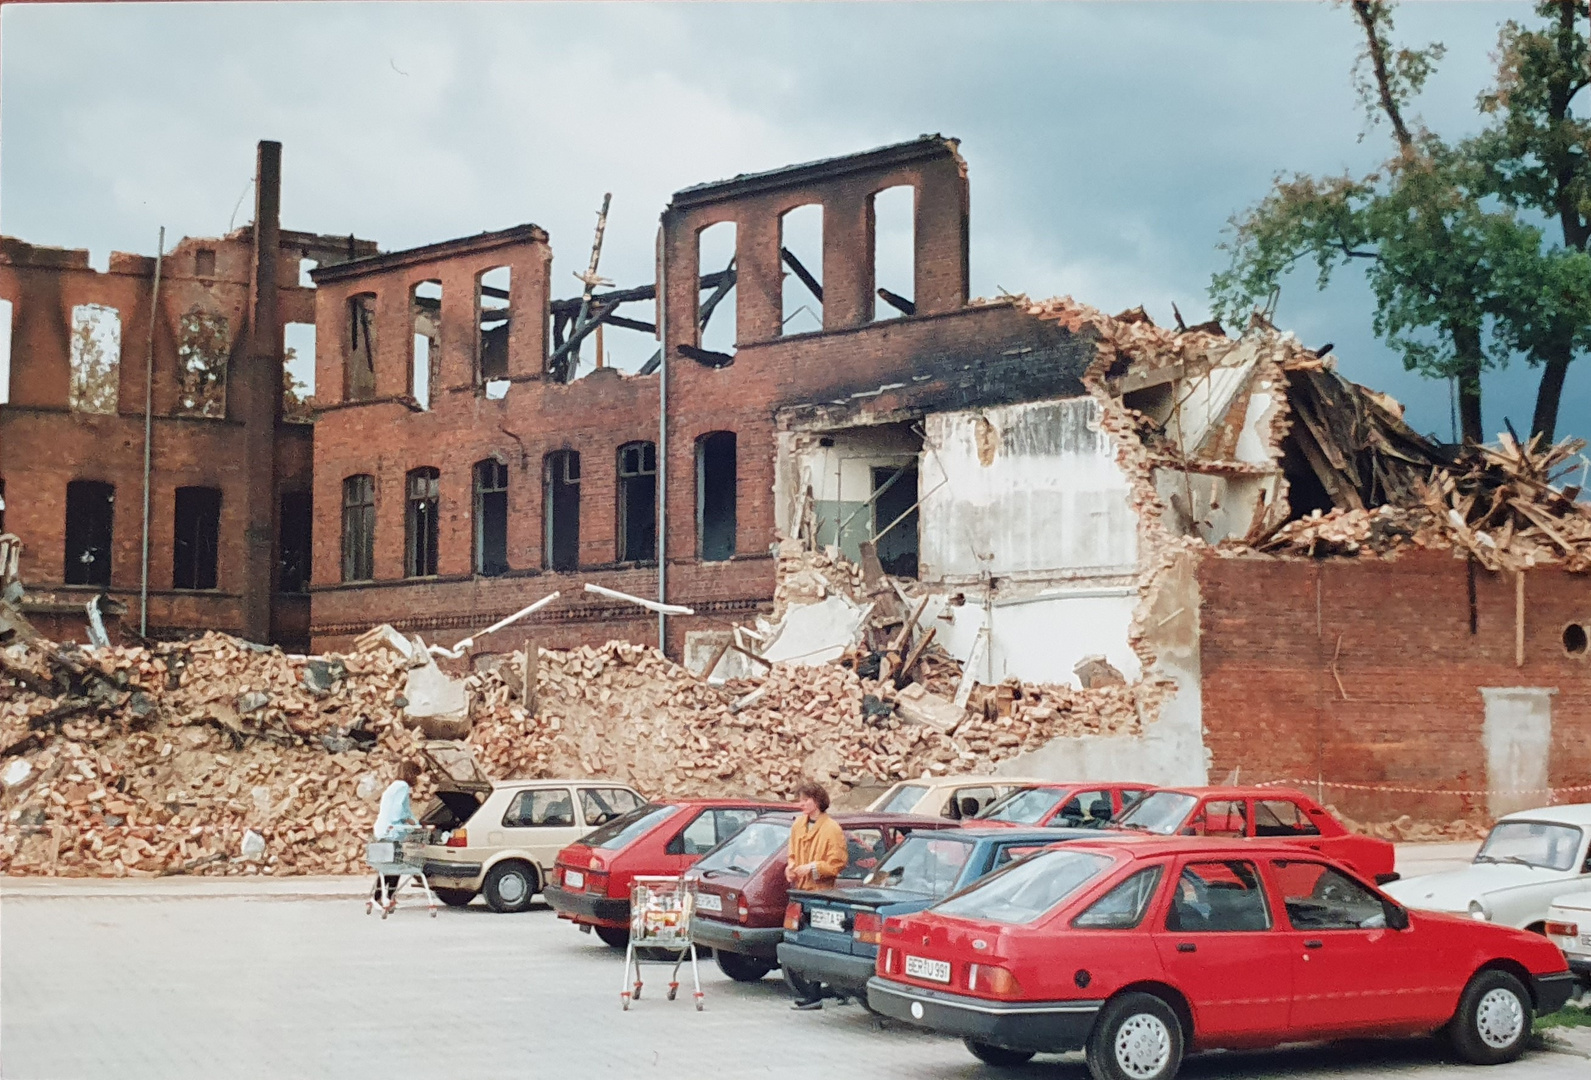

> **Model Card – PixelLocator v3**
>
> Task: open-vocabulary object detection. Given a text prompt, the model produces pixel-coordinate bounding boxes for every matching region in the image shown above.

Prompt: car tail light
[737,896,750,923]
[881,948,896,975]
[586,871,610,895]
[588,855,603,870]
[1546,920,1579,937]
[445,829,468,848]
[967,964,1021,998]
[853,911,883,945]
[784,902,803,931]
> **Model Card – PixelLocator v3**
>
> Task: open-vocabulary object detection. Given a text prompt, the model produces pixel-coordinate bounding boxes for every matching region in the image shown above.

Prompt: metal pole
[656,223,669,656]
[139,226,165,637]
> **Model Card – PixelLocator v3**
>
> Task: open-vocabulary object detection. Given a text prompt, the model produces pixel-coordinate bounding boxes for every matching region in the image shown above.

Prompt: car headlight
[1468,900,1491,922]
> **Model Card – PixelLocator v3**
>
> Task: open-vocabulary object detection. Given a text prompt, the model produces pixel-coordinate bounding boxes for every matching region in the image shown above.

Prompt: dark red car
[867,836,1575,1078]
[683,811,959,982]
[546,798,784,947]
[974,782,1150,829]
[1110,786,1398,883]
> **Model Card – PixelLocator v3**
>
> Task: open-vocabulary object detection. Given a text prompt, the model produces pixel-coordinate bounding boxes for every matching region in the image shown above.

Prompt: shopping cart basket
[364,829,436,919]
[620,875,702,1011]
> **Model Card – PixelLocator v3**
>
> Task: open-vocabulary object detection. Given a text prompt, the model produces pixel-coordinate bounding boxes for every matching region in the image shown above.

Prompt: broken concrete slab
[894,682,966,734]
[759,593,872,666]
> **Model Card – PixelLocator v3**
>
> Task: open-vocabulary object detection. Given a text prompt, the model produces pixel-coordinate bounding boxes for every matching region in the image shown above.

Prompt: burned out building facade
[3,136,1589,822]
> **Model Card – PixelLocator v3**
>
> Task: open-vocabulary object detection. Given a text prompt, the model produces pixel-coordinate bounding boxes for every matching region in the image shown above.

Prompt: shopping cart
[620,875,702,1011]
[364,828,436,919]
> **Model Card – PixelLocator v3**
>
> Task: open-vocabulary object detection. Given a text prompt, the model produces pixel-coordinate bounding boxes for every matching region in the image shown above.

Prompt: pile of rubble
[1,619,1148,877]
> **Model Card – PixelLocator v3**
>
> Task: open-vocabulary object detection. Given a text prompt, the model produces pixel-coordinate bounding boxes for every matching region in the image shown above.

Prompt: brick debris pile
[1,624,1145,877]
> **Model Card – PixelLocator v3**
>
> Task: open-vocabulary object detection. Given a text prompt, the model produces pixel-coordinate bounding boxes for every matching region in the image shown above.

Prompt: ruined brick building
[3,136,1588,820]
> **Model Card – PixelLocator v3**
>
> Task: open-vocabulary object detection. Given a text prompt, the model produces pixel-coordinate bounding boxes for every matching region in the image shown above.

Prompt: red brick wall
[1198,551,1591,822]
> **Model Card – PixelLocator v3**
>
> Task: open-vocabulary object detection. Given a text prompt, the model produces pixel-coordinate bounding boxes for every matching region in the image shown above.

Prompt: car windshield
[876,784,929,814]
[693,821,789,876]
[1475,821,1583,872]
[978,787,1066,824]
[864,834,975,896]
[1112,791,1198,835]
[583,803,680,851]
[934,849,1115,925]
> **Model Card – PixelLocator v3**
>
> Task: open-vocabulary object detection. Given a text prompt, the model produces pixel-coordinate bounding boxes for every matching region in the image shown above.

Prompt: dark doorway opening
[279,491,312,593]
[872,465,919,578]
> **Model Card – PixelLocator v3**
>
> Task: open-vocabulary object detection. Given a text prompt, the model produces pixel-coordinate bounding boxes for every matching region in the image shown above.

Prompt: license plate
[564,869,584,889]
[810,908,846,933]
[905,955,951,983]
[696,892,722,913]
[1580,933,1591,948]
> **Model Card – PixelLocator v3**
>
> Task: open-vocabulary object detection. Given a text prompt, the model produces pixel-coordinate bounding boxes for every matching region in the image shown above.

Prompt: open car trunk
[418,740,492,830]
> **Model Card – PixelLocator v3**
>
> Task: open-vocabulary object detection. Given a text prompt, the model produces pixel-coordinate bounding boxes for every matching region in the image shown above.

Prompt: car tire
[783,966,822,1001]
[1086,992,1184,1080]
[715,950,774,982]
[433,888,476,908]
[964,1039,1035,1066]
[1447,968,1532,1065]
[594,924,630,949]
[482,861,538,914]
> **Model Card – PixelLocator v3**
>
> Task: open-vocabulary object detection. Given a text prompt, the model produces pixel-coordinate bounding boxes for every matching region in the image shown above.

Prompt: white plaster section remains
[1479,687,1555,819]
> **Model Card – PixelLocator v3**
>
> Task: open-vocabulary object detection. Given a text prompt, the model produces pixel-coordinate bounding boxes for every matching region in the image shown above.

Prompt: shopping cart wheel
[621,993,631,1012]
[380,905,389,920]
[667,984,678,1001]
[694,992,704,1012]
[429,906,437,918]
[365,901,372,915]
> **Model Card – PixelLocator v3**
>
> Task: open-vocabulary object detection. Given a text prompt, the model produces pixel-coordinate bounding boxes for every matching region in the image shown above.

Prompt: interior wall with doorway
[788,421,922,573]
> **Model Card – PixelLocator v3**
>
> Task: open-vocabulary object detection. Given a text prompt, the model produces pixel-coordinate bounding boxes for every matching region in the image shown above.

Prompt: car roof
[1146,786,1316,800]
[489,778,636,790]
[997,781,1146,791]
[746,811,958,827]
[948,826,1112,842]
[660,797,791,809]
[888,776,1051,792]
[1058,835,1337,860]
[1498,803,1591,826]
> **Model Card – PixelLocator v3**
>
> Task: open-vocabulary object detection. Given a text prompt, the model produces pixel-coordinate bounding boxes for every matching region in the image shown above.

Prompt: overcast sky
[2,1,1586,447]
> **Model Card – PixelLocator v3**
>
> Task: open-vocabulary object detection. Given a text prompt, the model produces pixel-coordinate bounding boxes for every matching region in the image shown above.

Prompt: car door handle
[1176,942,1197,953]
[1304,940,1323,949]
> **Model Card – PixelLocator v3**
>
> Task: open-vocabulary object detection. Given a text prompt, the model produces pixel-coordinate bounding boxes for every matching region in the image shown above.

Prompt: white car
[1383,803,1591,930]
[1546,890,1591,987]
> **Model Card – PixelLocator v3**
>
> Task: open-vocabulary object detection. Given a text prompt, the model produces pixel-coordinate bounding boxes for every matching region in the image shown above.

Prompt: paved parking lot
[1,874,1586,1080]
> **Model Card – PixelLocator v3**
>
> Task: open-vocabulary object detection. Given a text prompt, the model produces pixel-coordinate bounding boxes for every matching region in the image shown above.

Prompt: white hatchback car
[1383,803,1591,930]
[867,776,1047,820]
[421,779,644,913]
[1546,890,1591,987]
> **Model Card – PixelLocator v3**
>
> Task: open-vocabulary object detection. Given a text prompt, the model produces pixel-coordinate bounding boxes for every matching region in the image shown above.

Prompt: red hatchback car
[683,810,959,982]
[1110,786,1398,883]
[545,798,785,947]
[868,837,1575,1079]
[975,782,1150,829]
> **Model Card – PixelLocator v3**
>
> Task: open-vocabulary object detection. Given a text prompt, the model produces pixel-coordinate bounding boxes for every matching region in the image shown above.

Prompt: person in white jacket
[371,761,422,910]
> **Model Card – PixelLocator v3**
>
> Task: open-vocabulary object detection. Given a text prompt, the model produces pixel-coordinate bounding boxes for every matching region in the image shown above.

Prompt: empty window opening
[64,480,115,586]
[544,450,580,572]
[1566,623,1588,657]
[279,491,312,594]
[405,467,440,578]
[697,431,736,562]
[474,459,509,577]
[780,204,824,334]
[172,486,221,590]
[872,185,915,321]
[411,280,441,410]
[175,311,229,418]
[873,464,919,578]
[477,266,511,383]
[617,441,657,563]
[194,248,217,279]
[283,322,315,421]
[697,222,737,358]
[69,304,121,414]
[344,293,378,402]
[800,422,922,564]
[341,474,375,582]
[298,258,318,288]
[0,298,12,405]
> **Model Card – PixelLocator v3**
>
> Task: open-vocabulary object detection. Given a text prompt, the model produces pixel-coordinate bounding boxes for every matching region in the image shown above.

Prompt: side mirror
[1383,901,1409,931]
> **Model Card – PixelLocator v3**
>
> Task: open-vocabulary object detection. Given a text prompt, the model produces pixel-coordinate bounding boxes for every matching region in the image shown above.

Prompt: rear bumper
[691,918,784,960]
[422,861,483,885]
[776,941,876,997]
[1533,971,1581,1014]
[1566,957,1591,982]
[866,977,1102,1052]
[543,884,629,927]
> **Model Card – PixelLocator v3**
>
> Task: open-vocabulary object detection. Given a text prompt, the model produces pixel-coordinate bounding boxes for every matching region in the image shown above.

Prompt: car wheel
[433,888,476,908]
[1447,969,1532,1065]
[715,950,774,982]
[1086,992,1184,1080]
[594,924,630,949]
[964,1039,1035,1066]
[482,861,538,914]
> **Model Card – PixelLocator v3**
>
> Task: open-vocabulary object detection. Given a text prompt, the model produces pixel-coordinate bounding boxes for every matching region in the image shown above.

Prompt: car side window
[1073,866,1165,929]
[1271,861,1387,930]
[579,787,640,827]
[992,843,1055,869]
[675,812,719,855]
[1166,860,1272,932]
[842,827,888,879]
[1254,799,1321,838]
[714,809,759,845]
[948,786,997,819]
[1057,790,1112,827]
[1187,800,1248,838]
[1120,789,1147,810]
[502,788,575,828]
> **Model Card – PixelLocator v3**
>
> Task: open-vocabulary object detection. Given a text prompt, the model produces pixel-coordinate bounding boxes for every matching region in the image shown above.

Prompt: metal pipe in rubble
[584,582,692,616]
[656,222,669,656]
[139,226,165,637]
